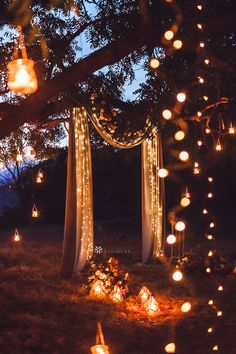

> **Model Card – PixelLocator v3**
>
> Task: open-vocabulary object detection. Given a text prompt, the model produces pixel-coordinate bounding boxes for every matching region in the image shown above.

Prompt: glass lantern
[7,58,38,94]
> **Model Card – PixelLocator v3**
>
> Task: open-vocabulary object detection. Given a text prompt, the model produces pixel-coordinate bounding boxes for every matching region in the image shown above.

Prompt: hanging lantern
[13,228,21,242]
[32,204,39,218]
[109,285,123,303]
[7,26,38,95]
[16,150,23,163]
[90,280,106,298]
[144,296,160,316]
[138,286,151,304]
[229,123,235,134]
[90,322,110,354]
[36,169,44,183]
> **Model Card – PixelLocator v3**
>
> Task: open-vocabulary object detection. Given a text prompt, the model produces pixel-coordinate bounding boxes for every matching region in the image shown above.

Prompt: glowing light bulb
[158,168,169,178]
[203,95,208,101]
[209,222,215,228]
[197,140,203,146]
[208,192,213,198]
[197,111,202,117]
[218,285,223,291]
[164,30,174,40]
[204,59,210,65]
[208,299,214,305]
[165,343,176,353]
[229,123,235,134]
[174,130,185,141]
[206,267,211,273]
[173,40,183,49]
[172,268,183,281]
[175,221,185,231]
[180,197,190,207]
[207,235,213,240]
[208,251,213,256]
[197,23,203,29]
[208,177,213,183]
[176,92,186,102]
[208,327,213,333]
[193,161,200,174]
[203,209,208,214]
[179,151,189,161]
[166,234,177,245]
[197,5,203,10]
[217,311,222,317]
[181,302,191,313]
[205,128,211,134]
[212,345,219,351]
[198,77,204,84]
[149,57,160,69]
[162,109,172,120]
[199,41,205,48]
[215,141,222,151]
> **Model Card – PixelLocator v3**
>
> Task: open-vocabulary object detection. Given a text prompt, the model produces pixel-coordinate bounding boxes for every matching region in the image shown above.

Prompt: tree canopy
[0,0,235,139]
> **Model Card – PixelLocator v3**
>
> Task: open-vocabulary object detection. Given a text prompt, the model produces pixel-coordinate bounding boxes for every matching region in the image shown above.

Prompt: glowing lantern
[36,176,42,184]
[174,130,185,141]
[172,267,183,282]
[180,197,190,207]
[32,204,39,218]
[215,140,222,151]
[149,58,160,69]
[90,280,106,298]
[179,151,189,161]
[90,322,110,354]
[110,285,123,303]
[175,221,185,232]
[16,150,23,163]
[7,27,38,94]
[229,123,235,134]
[164,30,174,40]
[181,302,191,313]
[158,168,169,178]
[165,343,176,353]
[167,234,177,245]
[138,286,151,304]
[176,92,186,103]
[173,40,183,50]
[144,296,160,316]
[162,109,172,120]
[13,228,21,242]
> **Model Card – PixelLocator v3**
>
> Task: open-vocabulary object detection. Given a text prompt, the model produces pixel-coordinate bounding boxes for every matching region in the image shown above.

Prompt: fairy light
[203,95,208,101]
[197,111,202,117]
[176,92,186,102]
[199,41,205,48]
[212,345,219,351]
[181,302,191,313]
[204,59,210,65]
[164,343,176,353]
[180,196,190,207]
[207,234,213,240]
[205,128,211,134]
[197,23,203,30]
[209,222,215,228]
[167,234,177,245]
[208,177,213,183]
[206,267,211,273]
[149,57,160,69]
[203,209,208,214]
[158,168,169,178]
[197,4,203,10]
[162,109,172,120]
[208,327,213,333]
[218,285,223,291]
[208,192,213,198]
[185,187,190,199]
[164,30,174,40]
[193,161,200,174]
[172,268,183,281]
[173,40,183,49]
[198,76,204,84]
[217,311,222,317]
[208,299,214,305]
[179,151,189,161]
[208,250,213,256]
[174,130,185,141]
[197,140,203,146]
[175,221,185,231]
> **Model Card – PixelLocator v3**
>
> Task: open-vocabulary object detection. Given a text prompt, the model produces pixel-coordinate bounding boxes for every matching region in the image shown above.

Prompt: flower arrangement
[85,257,129,298]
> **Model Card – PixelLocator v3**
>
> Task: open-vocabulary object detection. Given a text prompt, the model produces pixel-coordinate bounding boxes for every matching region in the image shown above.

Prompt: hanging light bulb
[174,130,185,141]
[193,161,200,175]
[208,192,213,198]
[217,311,222,317]
[197,140,203,147]
[203,209,208,214]
[229,123,235,134]
[158,168,169,178]
[208,177,213,183]
[176,92,186,102]
[149,57,160,69]
[179,151,189,161]
[175,221,185,231]
[197,23,203,30]
[204,59,210,65]
[199,41,205,48]
[164,343,176,353]
[166,234,177,245]
[164,30,174,40]
[172,267,183,281]
[215,140,222,151]
[181,302,191,313]
[173,40,183,49]
[180,196,190,207]
[162,109,172,120]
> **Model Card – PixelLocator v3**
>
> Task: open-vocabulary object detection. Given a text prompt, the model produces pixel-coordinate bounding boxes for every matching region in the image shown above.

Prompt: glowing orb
[181,302,191,313]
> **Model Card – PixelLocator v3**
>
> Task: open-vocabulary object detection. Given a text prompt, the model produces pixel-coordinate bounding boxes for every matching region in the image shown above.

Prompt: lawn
[0,223,235,354]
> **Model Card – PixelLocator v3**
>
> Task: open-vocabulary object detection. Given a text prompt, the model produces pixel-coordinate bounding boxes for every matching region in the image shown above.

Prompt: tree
[0,0,235,140]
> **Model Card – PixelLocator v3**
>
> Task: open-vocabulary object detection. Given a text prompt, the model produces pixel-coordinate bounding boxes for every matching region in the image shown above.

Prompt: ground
[0,223,235,354]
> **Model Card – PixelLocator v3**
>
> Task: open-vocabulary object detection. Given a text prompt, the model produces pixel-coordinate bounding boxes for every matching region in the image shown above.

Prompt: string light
[173,40,183,49]
[197,5,203,10]
[208,192,213,198]
[205,128,211,134]
[158,168,169,178]
[174,130,185,141]
[198,77,204,84]
[179,151,189,161]
[176,92,186,102]
[193,161,200,174]
[218,285,223,292]
[166,234,177,245]
[172,267,183,281]
[175,221,185,231]
[164,30,174,40]
[180,196,190,207]
[203,95,208,101]
[181,302,191,313]
[208,299,214,305]
[203,209,208,214]
[215,140,222,151]
[212,345,219,351]
[217,311,222,317]
[162,109,172,120]
[13,228,21,242]
[207,235,213,240]
[197,140,203,146]
[197,23,203,30]
[208,177,213,183]
[204,59,210,65]
[206,267,211,273]
[208,327,213,333]
[199,41,205,48]
[164,343,176,353]
[208,251,213,256]
[197,111,202,117]
[149,57,160,69]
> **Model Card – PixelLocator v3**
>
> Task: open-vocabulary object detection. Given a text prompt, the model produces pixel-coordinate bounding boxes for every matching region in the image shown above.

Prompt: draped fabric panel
[61,108,93,276]
[142,131,165,263]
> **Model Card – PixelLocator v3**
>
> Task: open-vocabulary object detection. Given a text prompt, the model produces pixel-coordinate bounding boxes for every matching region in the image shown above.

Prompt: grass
[0,223,235,354]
